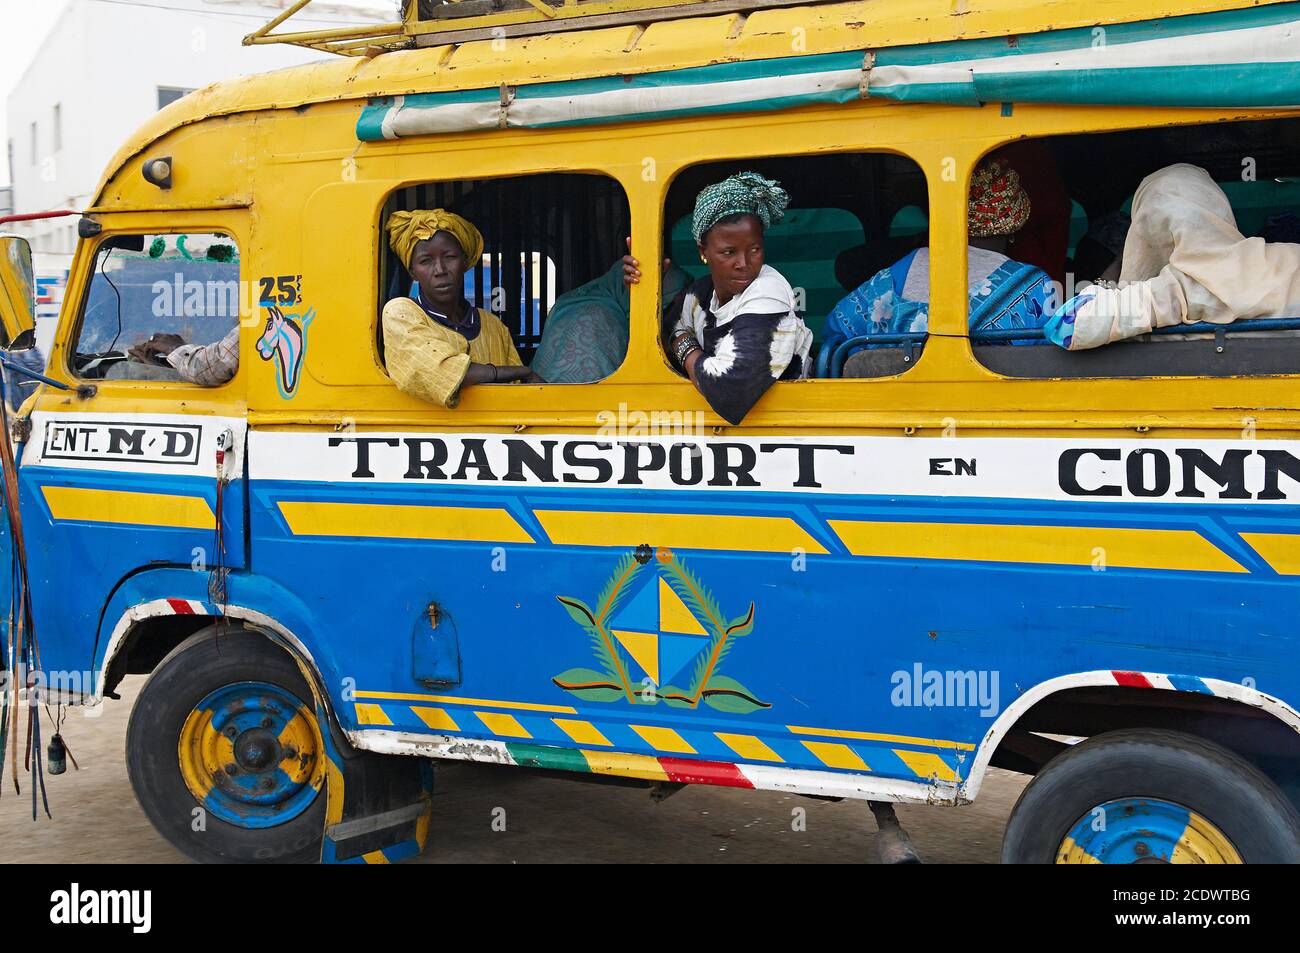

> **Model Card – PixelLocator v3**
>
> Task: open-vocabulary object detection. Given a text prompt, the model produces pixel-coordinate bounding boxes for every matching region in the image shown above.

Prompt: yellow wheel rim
[1057,798,1243,864]
[177,680,325,828]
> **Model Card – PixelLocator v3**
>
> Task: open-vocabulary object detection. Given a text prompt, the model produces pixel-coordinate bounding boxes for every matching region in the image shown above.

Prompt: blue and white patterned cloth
[825,247,1057,362]
[1042,286,1100,350]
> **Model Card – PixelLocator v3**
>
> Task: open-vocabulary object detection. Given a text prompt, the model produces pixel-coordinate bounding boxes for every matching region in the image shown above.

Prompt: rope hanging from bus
[0,207,85,816]
[0,365,51,819]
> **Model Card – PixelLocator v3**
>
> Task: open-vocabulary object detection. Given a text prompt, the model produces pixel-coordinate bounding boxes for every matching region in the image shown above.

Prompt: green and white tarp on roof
[356,2,1300,140]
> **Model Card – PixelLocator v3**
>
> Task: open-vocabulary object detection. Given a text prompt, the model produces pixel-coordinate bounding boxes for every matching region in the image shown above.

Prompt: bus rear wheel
[127,624,327,864]
[1001,728,1300,864]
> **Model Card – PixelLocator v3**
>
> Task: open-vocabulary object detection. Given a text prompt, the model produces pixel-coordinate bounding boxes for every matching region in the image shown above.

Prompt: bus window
[972,116,1300,378]
[71,232,241,384]
[377,173,630,393]
[661,153,929,384]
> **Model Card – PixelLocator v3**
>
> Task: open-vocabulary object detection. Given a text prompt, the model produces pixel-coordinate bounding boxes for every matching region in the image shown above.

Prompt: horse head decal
[256,305,309,398]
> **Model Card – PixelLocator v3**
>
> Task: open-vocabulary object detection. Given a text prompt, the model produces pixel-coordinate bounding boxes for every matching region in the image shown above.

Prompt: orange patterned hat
[969,159,1031,238]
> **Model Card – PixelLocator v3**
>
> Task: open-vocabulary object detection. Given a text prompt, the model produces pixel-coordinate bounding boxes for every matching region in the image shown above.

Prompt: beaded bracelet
[673,333,702,371]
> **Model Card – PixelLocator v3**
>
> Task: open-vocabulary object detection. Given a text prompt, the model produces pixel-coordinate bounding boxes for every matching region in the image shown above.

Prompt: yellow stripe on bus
[715,733,784,763]
[535,510,828,554]
[828,521,1245,574]
[893,749,958,782]
[355,689,576,715]
[410,706,460,732]
[801,741,870,771]
[354,703,392,726]
[581,750,670,782]
[786,724,976,751]
[475,711,531,739]
[277,501,534,543]
[42,485,215,530]
[1241,533,1300,575]
[630,724,696,754]
[552,718,613,747]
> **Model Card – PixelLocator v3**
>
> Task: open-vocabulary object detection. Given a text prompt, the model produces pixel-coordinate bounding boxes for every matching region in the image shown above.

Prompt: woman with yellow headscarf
[383,209,541,407]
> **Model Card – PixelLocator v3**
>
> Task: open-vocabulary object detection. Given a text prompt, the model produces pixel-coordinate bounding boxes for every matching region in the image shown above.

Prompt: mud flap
[289,655,432,864]
[318,708,433,864]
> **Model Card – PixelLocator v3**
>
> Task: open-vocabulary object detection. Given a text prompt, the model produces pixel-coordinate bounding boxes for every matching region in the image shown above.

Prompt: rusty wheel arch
[989,685,1300,811]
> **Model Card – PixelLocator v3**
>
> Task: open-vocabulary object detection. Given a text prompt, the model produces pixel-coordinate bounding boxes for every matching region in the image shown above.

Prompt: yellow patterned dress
[382,297,523,407]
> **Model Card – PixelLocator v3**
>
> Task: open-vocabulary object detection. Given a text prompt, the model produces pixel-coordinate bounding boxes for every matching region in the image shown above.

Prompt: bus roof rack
[406,0,842,46]
[243,0,409,57]
[245,0,844,56]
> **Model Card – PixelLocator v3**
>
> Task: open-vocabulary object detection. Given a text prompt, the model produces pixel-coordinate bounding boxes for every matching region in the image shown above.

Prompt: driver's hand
[148,333,185,355]
[126,341,153,363]
[128,333,185,365]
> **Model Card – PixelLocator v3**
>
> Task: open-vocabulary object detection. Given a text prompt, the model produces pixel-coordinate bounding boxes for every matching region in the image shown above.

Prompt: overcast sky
[0,0,395,188]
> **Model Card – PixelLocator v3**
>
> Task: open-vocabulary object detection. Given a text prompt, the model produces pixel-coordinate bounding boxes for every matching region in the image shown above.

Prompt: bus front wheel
[126,625,327,864]
[1001,728,1300,864]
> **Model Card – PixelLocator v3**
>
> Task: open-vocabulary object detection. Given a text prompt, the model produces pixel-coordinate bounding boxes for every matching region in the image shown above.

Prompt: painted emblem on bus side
[257,304,314,399]
[553,546,769,713]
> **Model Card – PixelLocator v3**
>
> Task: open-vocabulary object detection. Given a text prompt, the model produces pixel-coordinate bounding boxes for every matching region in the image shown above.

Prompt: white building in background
[5,0,390,317]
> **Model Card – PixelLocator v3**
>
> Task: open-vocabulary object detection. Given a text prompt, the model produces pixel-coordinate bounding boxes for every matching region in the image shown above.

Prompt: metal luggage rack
[245,0,840,56]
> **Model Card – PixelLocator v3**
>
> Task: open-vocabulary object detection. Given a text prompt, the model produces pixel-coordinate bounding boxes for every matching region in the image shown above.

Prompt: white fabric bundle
[1060,164,1300,349]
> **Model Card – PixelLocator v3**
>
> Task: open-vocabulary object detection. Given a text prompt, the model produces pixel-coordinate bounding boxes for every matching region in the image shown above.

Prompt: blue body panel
[239,478,1298,782]
[18,463,246,671]
[18,452,1300,788]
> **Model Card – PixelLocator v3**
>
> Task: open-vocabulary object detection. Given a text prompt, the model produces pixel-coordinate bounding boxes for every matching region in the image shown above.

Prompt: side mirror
[0,234,37,349]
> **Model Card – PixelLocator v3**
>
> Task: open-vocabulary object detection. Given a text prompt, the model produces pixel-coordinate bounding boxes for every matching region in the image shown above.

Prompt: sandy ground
[0,675,1029,864]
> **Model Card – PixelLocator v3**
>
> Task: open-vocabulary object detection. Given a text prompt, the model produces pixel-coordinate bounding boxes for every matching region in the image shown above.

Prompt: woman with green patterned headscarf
[627,171,811,424]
